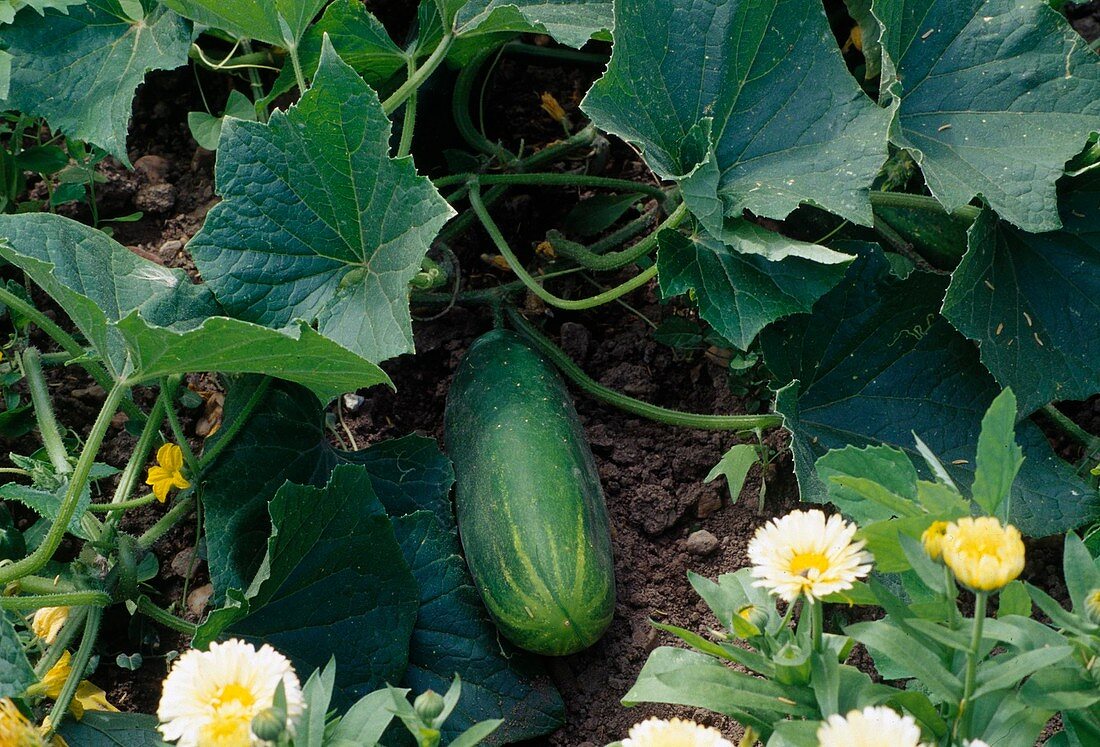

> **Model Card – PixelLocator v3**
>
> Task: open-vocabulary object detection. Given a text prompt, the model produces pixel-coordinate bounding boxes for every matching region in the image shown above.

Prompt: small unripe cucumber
[445,329,615,656]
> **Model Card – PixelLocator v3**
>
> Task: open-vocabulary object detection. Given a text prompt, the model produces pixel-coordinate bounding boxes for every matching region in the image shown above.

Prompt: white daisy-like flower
[965,742,991,747]
[157,639,303,747]
[747,509,872,604]
[622,717,734,747]
[817,706,928,747]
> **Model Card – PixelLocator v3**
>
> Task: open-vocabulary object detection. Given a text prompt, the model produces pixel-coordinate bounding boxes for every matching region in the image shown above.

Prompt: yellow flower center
[213,683,257,710]
[198,684,260,747]
[789,552,830,577]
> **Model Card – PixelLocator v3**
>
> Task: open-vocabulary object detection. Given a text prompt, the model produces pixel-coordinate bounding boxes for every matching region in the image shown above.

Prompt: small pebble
[685,529,720,556]
[694,492,723,518]
[186,584,214,618]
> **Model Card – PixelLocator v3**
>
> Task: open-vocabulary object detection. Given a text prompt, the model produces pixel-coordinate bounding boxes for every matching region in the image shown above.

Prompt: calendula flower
[146,443,191,503]
[941,517,1025,592]
[0,698,44,746]
[157,639,303,747]
[31,607,69,644]
[747,509,872,604]
[1085,589,1100,625]
[922,521,949,562]
[621,717,734,747]
[816,706,928,747]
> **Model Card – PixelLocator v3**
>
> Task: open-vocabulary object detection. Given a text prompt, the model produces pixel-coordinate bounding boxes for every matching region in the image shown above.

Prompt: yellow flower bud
[31,607,69,645]
[941,517,1025,593]
[539,92,567,124]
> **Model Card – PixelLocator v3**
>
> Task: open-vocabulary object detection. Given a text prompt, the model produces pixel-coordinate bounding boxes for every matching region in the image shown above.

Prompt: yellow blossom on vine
[38,651,72,698]
[539,92,567,123]
[31,651,118,718]
[921,521,949,562]
[941,516,1025,592]
[146,443,191,503]
[31,607,69,644]
[0,697,44,746]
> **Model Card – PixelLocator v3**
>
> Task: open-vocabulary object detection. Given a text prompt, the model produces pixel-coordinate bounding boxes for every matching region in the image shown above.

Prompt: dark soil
[3,5,1100,746]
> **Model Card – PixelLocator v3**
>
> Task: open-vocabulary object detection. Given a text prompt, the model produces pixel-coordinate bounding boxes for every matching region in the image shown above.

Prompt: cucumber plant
[0,0,1095,743]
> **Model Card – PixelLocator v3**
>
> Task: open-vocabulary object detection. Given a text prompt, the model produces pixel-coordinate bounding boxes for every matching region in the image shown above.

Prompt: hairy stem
[138,494,195,551]
[383,34,454,116]
[46,607,102,737]
[0,591,110,610]
[21,348,71,475]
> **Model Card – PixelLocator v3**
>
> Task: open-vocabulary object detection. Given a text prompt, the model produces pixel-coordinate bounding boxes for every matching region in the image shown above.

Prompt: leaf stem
[383,33,454,116]
[136,595,198,635]
[20,348,71,475]
[868,190,981,224]
[0,380,128,584]
[433,172,668,204]
[287,43,308,93]
[103,396,166,526]
[45,607,101,737]
[507,309,783,431]
[198,376,272,472]
[451,49,516,163]
[396,57,418,159]
[0,590,110,610]
[87,494,157,512]
[552,202,689,271]
[471,183,661,310]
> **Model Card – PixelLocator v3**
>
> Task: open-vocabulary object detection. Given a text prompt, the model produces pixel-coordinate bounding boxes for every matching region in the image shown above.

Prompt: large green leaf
[657,227,849,350]
[761,249,1097,536]
[189,41,454,365]
[582,0,891,243]
[393,513,564,744]
[56,712,167,746]
[0,613,34,698]
[160,0,323,46]
[454,0,612,48]
[0,0,86,26]
[942,202,1100,415]
[0,215,388,400]
[875,0,1100,232]
[0,0,189,165]
[228,464,420,708]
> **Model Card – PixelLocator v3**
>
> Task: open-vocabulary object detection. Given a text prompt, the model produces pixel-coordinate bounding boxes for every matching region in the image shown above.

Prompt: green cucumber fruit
[445,329,615,656]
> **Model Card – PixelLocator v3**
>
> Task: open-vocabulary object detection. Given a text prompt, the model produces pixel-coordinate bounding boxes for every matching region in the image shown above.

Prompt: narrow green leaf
[0,0,189,165]
[972,645,1073,699]
[331,688,402,745]
[845,621,962,701]
[816,444,919,523]
[971,388,1023,517]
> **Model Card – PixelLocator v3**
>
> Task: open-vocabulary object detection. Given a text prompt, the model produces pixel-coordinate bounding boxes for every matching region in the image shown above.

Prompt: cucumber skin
[445,329,615,656]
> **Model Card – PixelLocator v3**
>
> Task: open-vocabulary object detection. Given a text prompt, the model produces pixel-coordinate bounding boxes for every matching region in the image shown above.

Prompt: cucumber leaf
[454,0,612,48]
[761,248,1097,537]
[0,215,389,400]
[56,712,168,746]
[582,0,891,243]
[160,0,323,46]
[875,0,1100,232]
[226,464,420,708]
[942,200,1100,415]
[0,0,86,25]
[188,40,454,365]
[393,512,565,744]
[657,227,850,350]
[0,0,189,166]
[0,613,35,698]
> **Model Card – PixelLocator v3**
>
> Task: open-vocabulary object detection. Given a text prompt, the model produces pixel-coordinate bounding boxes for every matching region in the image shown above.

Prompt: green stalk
[586,208,658,254]
[287,43,308,92]
[15,575,76,595]
[101,396,165,528]
[0,591,110,610]
[553,202,689,271]
[432,172,669,204]
[239,40,269,122]
[869,190,981,224]
[471,183,660,310]
[159,377,200,476]
[383,34,454,116]
[396,58,418,159]
[808,597,823,653]
[88,494,157,512]
[0,285,145,424]
[21,348,71,475]
[45,607,102,737]
[507,309,784,431]
[736,727,759,747]
[0,380,128,584]
[138,494,195,550]
[958,591,988,740]
[451,49,515,163]
[198,376,271,471]
[136,596,198,635]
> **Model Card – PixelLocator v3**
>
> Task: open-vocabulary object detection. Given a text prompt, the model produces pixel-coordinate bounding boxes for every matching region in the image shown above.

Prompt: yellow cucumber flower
[146,443,191,503]
[747,509,872,604]
[621,717,734,747]
[29,651,117,718]
[921,521,949,562]
[0,697,45,746]
[941,517,1025,592]
[816,706,929,747]
[31,607,69,645]
[539,92,567,123]
[157,639,303,747]
[36,651,72,699]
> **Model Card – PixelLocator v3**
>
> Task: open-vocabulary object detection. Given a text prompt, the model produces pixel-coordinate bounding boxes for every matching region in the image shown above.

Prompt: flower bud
[414,689,446,723]
[251,706,287,742]
[737,604,769,632]
[1085,589,1100,626]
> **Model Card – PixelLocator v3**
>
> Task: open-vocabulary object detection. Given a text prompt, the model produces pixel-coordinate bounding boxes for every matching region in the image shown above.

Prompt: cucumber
[445,329,615,656]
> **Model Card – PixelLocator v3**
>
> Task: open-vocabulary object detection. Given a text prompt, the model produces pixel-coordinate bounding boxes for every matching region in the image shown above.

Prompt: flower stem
[808,597,823,653]
[0,380,128,584]
[507,309,783,431]
[382,33,454,116]
[958,591,988,740]
[21,348,71,475]
[138,494,195,551]
[45,607,102,737]
[737,727,758,747]
[102,395,166,526]
[159,377,200,476]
